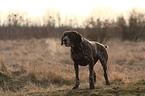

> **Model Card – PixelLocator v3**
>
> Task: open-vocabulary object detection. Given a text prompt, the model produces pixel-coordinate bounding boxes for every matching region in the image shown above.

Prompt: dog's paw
[106,83,110,86]
[90,85,95,89]
[89,81,95,89]
[72,85,79,90]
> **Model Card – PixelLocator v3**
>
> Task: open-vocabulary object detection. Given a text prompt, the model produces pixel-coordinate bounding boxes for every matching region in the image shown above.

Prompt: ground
[0,38,145,95]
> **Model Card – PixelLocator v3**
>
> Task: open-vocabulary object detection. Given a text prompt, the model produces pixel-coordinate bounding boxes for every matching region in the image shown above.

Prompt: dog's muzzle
[63,42,70,47]
[63,36,71,47]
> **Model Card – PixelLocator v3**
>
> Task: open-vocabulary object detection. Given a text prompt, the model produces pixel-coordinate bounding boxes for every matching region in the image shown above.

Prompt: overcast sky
[0,0,144,16]
[0,0,144,26]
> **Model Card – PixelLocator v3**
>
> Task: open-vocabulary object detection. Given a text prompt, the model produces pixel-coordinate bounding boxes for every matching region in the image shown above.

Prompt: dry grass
[0,38,145,95]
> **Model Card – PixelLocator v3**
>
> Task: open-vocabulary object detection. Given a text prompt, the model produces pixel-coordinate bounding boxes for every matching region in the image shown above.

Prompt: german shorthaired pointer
[61,31,110,89]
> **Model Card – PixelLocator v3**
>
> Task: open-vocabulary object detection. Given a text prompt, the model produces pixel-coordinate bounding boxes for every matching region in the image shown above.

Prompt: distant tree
[85,17,110,43]
[117,9,145,41]
[117,16,127,41]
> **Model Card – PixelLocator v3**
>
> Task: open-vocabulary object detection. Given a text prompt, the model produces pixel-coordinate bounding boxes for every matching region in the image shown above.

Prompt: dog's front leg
[89,61,95,89]
[73,63,79,89]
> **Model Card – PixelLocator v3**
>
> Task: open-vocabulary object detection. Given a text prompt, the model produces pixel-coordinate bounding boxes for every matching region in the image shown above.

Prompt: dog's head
[61,31,83,47]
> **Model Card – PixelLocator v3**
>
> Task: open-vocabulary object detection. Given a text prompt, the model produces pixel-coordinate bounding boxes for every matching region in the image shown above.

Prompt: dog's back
[82,38,108,64]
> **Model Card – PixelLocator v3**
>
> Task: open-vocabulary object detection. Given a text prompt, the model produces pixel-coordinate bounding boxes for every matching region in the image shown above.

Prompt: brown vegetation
[0,9,145,42]
[0,38,145,95]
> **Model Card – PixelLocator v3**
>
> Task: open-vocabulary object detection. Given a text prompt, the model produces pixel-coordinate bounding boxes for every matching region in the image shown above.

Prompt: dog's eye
[63,39,67,42]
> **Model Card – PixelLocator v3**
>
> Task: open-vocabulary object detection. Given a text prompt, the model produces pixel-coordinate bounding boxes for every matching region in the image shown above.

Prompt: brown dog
[61,31,110,89]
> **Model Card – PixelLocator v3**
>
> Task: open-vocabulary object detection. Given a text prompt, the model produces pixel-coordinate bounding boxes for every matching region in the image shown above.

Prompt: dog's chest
[70,45,92,66]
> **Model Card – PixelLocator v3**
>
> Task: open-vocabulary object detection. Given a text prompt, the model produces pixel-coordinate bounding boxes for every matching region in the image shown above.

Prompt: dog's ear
[61,33,64,45]
[61,31,67,45]
[61,36,63,45]
[73,31,83,44]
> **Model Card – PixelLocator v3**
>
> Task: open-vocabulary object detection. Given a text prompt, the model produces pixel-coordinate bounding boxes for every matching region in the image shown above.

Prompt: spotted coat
[61,31,110,89]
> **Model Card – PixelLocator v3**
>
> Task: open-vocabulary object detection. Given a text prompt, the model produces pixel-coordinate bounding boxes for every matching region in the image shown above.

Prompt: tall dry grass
[0,38,145,94]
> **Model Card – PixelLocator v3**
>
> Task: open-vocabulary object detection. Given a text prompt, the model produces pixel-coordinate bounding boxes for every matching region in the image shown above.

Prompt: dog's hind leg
[93,71,96,82]
[101,61,110,85]
[93,58,98,83]
[98,52,110,85]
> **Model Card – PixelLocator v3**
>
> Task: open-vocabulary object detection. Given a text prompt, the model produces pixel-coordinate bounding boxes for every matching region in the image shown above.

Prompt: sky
[0,0,145,25]
[0,0,145,16]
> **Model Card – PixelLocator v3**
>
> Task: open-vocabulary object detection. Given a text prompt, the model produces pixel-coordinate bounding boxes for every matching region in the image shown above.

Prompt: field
[0,38,145,95]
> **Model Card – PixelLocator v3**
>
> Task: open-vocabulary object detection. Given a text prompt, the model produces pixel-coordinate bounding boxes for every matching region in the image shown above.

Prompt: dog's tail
[104,45,109,48]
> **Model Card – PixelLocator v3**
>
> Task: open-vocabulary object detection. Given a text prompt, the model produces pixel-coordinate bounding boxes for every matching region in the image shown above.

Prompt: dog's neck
[71,43,83,52]
[70,38,87,52]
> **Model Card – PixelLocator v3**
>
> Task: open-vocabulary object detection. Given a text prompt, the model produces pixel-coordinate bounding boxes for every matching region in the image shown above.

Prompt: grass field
[0,38,145,95]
